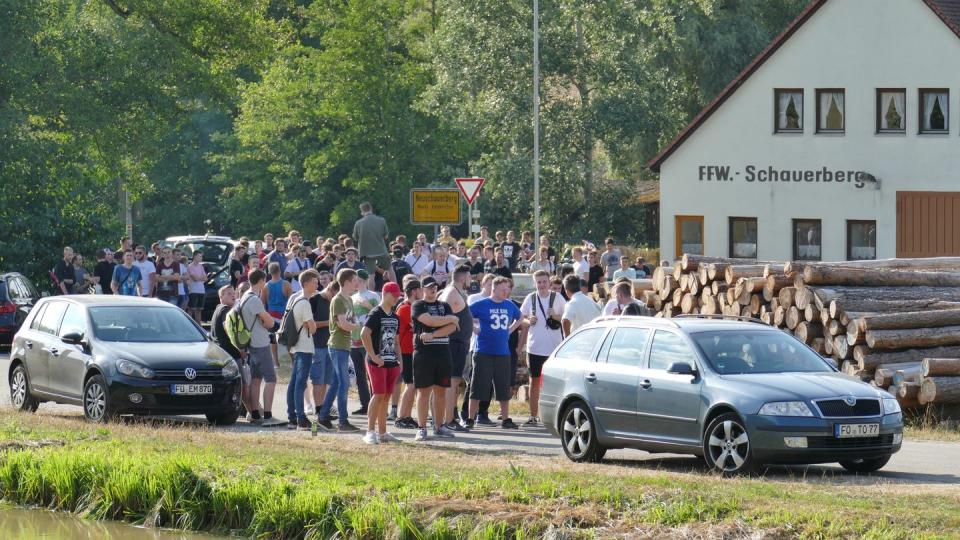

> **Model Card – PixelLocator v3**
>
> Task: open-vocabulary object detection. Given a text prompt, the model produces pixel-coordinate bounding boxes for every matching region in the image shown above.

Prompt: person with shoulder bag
[519,270,566,426]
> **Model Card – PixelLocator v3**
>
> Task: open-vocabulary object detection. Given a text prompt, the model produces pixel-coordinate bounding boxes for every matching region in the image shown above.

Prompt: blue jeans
[286,352,313,423]
[319,348,350,425]
[311,347,333,385]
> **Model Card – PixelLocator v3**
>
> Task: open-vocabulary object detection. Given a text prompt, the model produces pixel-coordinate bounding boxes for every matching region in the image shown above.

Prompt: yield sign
[455,177,485,205]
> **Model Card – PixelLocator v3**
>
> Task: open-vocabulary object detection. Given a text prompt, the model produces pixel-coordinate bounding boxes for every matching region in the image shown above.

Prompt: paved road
[1,350,958,485]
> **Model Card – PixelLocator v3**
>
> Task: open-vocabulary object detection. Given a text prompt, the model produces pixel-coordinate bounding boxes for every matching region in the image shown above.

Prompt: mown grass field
[0,412,958,539]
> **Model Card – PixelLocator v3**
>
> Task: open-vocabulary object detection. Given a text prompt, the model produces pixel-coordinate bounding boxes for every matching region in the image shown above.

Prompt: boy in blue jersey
[467,276,524,429]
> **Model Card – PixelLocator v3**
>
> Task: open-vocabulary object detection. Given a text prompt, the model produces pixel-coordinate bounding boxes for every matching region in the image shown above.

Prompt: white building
[650,0,960,262]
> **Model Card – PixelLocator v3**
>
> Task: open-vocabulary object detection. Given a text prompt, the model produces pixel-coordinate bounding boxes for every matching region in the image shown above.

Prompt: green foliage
[2,0,809,287]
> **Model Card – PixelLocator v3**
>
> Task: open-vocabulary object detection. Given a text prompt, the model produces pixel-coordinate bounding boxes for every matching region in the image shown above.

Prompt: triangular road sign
[455,177,485,205]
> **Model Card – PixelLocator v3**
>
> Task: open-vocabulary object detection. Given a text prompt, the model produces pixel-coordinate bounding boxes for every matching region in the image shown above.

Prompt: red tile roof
[648,0,960,172]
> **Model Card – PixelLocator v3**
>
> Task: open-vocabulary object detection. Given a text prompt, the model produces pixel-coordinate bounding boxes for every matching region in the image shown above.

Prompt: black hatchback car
[0,272,41,345]
[8,296,241,425]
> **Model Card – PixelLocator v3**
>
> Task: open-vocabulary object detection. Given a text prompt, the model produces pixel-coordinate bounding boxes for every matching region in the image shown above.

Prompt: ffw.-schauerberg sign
[697,165,871,189]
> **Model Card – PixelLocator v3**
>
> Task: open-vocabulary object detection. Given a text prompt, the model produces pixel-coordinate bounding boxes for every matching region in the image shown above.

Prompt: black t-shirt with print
[411,300,453,350]
[94,260,115,291]
[363,305,399,367]
[499,242,522,270]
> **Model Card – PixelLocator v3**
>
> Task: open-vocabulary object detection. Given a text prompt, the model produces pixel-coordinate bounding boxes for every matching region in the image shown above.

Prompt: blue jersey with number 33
[469,297,521,356]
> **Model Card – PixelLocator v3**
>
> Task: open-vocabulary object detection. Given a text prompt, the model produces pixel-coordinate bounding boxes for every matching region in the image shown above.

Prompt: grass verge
[0,412,958,539]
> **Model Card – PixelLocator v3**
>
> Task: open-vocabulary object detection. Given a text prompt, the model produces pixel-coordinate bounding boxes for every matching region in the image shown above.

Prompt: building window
[729,217,758,259]
[877,89,905,133]
[675,215,704,256]
[920,89,949,133]
[775,89,803,133]
[816,89,845,133]
[793,219,822,261]
[847,220,877,261]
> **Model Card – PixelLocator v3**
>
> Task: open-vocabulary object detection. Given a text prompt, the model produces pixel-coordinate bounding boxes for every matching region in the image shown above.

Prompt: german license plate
[835,423,879,438]
[170,384,213,395]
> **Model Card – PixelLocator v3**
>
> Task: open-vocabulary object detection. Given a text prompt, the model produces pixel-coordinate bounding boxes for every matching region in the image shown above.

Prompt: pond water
[0,507,229,539]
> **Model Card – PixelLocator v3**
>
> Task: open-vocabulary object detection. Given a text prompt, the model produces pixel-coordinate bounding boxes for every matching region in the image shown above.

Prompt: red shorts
[366,363,402,395]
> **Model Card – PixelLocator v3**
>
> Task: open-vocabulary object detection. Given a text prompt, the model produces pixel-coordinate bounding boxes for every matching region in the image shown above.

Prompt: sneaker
[330,407,338,417]
[446,420,470,433]
[315,407,323,417]
[362,432,379,445]
[414,428,429,442]
[387,408,398,421]
[476,414,496,426]
[338,422,360,433]
[379,432,401,443]
[497,414,503,421]
[434,425,456,438]
[524,416,538,426]
[286,419,298,430]
[353,407,368,415]
[463,419,475,430]
[297,418,312,431]
[317,419,335,431]
[501,418,519,429]
[263,411,273,420]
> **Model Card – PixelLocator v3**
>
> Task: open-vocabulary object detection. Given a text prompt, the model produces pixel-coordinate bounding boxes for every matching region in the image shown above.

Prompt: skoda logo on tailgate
[184,368,197,380]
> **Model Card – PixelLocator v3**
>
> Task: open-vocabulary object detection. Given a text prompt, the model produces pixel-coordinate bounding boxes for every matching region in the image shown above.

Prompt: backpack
[224,294,255,350]
[277,297,308,347]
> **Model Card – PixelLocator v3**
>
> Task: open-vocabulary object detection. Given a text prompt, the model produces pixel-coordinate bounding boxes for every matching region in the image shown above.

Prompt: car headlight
[758,401,815,417]
[116,359,155,379]
[222,360,239,379]
[882,398,901,415]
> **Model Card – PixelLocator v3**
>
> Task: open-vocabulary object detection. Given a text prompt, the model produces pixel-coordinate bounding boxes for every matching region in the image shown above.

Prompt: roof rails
[591,315,681,328]
[673,314,767,325]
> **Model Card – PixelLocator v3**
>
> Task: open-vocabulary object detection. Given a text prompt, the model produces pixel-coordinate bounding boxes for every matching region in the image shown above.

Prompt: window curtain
[881,92,905,130]
[820,92,844,130]
[923,92,947,131]
[778,92,801,129]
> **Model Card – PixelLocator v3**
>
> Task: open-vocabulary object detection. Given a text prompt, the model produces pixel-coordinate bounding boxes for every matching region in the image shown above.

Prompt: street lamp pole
[533,0,541,247]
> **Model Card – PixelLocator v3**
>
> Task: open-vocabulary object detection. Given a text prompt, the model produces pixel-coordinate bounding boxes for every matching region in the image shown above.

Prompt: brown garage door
[896,191,960,257]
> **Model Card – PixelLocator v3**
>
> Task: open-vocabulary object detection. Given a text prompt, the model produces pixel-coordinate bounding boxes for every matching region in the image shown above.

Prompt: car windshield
[692,330,833,375]
[89,306,206,343]
[176,242,231,267]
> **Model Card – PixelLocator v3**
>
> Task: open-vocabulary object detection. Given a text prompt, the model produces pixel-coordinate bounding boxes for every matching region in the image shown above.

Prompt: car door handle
[47,347,60,357]
[585,373,597,383]
[639,379,652,389]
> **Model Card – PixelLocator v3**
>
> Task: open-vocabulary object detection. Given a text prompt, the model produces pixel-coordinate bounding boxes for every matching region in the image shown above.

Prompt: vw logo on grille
[844,395,857,407]
[184,368,197,380]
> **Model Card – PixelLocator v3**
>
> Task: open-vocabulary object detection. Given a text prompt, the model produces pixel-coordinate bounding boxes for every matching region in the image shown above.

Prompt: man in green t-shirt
[318,268,362,432]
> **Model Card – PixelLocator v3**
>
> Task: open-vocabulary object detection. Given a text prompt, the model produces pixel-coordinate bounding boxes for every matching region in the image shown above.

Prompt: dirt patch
[0,439,64,451]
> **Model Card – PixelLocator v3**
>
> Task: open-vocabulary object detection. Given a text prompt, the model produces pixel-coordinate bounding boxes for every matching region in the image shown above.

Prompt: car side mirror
[667,362,696,376]
[61,331,84,345]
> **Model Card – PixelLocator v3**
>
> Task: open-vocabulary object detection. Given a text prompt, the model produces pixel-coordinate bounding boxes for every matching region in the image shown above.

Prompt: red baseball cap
[381,282,402,297]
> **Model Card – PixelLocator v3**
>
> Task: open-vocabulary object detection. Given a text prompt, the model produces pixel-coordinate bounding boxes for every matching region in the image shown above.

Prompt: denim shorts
[311,347,334,385]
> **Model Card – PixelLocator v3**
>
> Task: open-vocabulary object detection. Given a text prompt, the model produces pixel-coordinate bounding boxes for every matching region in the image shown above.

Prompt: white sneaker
[379,432,401,443]
[362,432,379,445]
[414,428,429,442]
[524,416,538,426]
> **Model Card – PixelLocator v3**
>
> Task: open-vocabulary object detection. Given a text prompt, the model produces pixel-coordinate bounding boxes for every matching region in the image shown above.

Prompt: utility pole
[533,0,541,245]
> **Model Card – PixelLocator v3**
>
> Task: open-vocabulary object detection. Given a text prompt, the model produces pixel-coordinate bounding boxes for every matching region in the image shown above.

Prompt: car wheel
[9,364,39,413]
[206,410,240,426]
[703,413,755,475]
[560,401,606,463]
[83,374,114,423]
[839,455,890,473]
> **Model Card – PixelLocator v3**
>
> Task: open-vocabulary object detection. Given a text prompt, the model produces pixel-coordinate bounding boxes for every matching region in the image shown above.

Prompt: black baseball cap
[421,276,439,289]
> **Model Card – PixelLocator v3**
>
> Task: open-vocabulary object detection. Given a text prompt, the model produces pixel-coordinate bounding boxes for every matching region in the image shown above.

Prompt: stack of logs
[643,255,960,410]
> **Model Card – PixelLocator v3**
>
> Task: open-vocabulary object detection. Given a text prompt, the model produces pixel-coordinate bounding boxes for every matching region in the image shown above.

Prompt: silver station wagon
[540,315,903,474]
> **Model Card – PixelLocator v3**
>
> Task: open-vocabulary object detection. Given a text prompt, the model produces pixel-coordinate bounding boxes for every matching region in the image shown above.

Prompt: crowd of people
[51,202,657,442]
